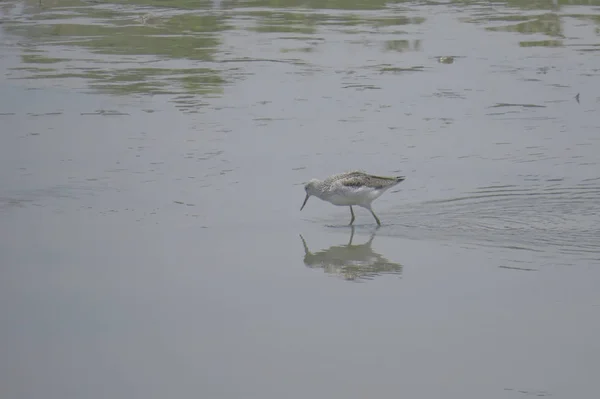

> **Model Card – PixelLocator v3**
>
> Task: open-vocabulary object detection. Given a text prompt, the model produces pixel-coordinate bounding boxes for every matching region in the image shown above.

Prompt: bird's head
[300,179,320,210]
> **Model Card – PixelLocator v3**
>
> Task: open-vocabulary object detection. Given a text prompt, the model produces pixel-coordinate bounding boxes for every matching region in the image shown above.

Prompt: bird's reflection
[299,227,403,282]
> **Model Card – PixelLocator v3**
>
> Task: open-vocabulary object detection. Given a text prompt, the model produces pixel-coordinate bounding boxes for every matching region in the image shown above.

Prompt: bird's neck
[312,183,328,199]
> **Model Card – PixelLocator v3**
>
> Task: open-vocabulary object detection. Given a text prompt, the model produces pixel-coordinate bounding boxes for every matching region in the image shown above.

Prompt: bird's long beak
[300,194,310,211]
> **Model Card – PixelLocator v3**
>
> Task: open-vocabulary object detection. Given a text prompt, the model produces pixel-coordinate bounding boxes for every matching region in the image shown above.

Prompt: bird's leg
[366,232,376,246]
[349,206,355,225]
[348,226,355,245]
[370,208,381,226]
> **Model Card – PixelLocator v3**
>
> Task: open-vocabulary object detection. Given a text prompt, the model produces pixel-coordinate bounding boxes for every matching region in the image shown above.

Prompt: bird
[300,171,405,226]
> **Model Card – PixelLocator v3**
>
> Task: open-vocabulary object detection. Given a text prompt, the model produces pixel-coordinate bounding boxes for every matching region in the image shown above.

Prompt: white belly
[324,187,383,207]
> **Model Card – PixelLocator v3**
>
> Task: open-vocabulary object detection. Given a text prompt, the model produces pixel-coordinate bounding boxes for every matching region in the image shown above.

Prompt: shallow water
[1,1,600,398]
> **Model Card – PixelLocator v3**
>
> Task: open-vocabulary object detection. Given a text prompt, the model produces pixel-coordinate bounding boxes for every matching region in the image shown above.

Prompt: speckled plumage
[300,171,405,226]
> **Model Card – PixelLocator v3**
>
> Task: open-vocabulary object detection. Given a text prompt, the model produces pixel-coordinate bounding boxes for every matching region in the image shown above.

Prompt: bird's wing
[340,174,404,189]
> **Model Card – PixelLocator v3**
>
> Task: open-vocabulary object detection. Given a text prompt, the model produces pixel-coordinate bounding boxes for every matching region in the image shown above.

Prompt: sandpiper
[300,171,405,226]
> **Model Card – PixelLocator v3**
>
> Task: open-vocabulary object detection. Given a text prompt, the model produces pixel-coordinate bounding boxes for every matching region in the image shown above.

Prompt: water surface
[1,1,600,398]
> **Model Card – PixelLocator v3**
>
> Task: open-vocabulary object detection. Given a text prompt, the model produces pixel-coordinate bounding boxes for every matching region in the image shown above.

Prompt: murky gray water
[1,1,600,398]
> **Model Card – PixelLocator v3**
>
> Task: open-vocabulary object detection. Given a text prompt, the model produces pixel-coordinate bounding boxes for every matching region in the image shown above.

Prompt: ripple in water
[385,181,600,263]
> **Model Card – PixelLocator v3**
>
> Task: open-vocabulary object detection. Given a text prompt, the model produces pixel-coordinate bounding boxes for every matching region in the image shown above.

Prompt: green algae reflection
[247,10,424,35]
[7,0,229,102]
[6,0,429,103]
[486,13,563,37]
[6,0,600,105]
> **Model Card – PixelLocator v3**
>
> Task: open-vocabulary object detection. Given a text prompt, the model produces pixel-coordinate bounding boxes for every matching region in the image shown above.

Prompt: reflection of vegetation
[223,0,396,11]
[491,103,546,108]
[328,15,425,27]
[12,63,223,96]
[163,14,233,33]
[281,47,314,53]
[226,0,599,12]
[6,0,228,103]
[35,0,83,7]
[463,1,600,42]
[243,7,425,34]
[247,11,425,34]
[385,40,410,52]
[5,0,599,106]
[92,0,214,10]
[250,12,319,34]
[482,15,533,22]
[6,0,431,105]
[92,81,171,95]
[452,0,596,11]
[21,54,66,64]
[498,0,558,10]
[379,65,425,73]
[520,40,563,47]
[464,2,600,44]
[486,13,563,37]
[384,39,422,52]
[11,67,56,73]
[11,17,224,60]
[175,73,225,94]
[567,14,600,26]
[492,0,600,10]
[299,229,403,282]
[31,8,134,21]
[68,35,219,60]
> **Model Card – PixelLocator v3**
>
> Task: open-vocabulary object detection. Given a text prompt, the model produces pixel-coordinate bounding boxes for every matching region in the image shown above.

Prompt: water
[1,1,600,398]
